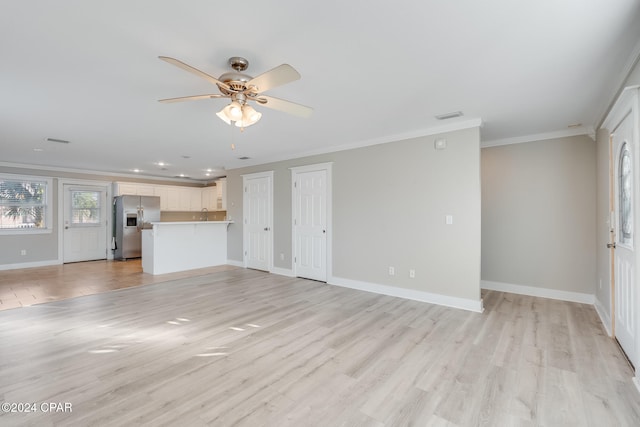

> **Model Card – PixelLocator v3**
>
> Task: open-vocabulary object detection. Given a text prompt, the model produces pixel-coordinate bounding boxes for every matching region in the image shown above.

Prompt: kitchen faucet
[200,208,208,221]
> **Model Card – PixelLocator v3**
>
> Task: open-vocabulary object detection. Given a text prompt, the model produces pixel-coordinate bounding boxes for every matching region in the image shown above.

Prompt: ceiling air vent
[46,137,70,144]
[238,156,250,160]
[435,111,463,120]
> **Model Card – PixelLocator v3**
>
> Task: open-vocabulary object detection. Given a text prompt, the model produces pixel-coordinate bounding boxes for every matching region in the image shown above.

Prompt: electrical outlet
[388,266,395,276]
[280,253,285,261]
[20,249,27,256]
[409,269,415,278]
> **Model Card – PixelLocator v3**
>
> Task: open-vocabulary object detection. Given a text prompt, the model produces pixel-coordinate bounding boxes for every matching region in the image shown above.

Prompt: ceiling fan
[158,56,313,128]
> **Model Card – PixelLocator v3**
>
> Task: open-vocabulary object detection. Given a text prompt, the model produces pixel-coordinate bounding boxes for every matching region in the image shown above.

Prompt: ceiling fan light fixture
[228,101,244,121]
[243,105,262,122]
[216,107,232,125]
[234,105,262,128]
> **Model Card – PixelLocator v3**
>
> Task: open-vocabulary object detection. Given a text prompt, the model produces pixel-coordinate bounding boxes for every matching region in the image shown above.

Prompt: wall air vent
[46,137,70,144]
[435,111,463,120]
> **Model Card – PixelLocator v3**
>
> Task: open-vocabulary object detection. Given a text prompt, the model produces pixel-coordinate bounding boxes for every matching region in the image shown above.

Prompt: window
[0,175,52,233]
[619,142,633,246]
[70,190,101,225]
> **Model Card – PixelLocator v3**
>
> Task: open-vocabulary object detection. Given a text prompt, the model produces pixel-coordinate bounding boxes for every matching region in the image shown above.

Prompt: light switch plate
[445,215,453,225]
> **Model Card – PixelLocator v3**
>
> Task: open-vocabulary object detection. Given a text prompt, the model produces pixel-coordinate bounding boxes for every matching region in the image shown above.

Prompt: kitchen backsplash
[160,211,227,222]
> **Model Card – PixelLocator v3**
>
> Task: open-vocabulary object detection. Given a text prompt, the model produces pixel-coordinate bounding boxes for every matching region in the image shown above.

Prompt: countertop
[150,221,233,225]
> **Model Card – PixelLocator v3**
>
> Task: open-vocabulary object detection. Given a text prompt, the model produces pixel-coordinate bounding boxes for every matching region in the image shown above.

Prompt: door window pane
[71,190,101,225]
[619,142,633,245]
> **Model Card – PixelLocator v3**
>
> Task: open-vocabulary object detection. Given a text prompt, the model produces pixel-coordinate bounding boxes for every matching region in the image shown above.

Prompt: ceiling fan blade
[256,95,313,118]
[158,94,226,103]
[159,56,230,90]
[247,64,301,93]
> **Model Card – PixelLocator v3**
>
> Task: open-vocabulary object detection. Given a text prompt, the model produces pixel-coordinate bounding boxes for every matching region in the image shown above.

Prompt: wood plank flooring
[0,260,236,310]
[0,267,639,426]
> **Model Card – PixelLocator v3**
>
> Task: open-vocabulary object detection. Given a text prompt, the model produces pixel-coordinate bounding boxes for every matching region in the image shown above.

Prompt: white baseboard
[329,276,484,313]
[271,267,295,277]
[0,259,61,271]
[594,297,613,337]
[481,280,595,305]
[226,259,244,267]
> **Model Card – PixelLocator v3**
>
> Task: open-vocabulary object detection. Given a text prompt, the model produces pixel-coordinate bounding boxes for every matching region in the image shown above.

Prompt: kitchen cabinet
[136,185,155,196]
[113,182,138,196]
[187,188,202,211]
[202,186,217,211]
[113,182,155,197]
[216,178,227,211]
[113,181,223,212]
[166,187,182,211]
[165,186,200,211]
[154,186,169,211]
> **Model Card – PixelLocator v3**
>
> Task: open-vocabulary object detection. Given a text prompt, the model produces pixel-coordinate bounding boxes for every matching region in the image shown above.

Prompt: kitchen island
[141,221,232,275]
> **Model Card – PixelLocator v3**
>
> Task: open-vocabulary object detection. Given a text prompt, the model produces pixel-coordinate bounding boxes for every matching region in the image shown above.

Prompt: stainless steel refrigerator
[113,195,161,260]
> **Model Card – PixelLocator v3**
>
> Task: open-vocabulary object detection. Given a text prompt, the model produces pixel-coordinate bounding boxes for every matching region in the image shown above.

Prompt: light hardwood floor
[0,266,639,426]
[0,260,236,310]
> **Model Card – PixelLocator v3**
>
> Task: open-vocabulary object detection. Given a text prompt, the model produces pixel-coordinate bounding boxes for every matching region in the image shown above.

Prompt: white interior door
[63,185,108,263]
[293,167,328,282]
[243,173,272,271]
[612,111,638,366]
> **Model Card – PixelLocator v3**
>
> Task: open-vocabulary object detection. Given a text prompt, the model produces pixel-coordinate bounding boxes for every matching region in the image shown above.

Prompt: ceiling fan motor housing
[217,57,254,95]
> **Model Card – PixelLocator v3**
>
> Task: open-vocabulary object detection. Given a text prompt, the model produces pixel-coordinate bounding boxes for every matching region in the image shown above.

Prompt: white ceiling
[2,1,640,182]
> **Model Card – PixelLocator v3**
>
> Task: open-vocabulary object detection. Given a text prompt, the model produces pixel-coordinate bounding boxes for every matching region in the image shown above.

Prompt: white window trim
[0,173,53,235]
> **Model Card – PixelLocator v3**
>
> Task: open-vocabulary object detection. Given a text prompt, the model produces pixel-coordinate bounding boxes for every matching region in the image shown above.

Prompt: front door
[243,172,272,271]
[612,111,638,366]
[63,185,108,263]
[293,169,327,281]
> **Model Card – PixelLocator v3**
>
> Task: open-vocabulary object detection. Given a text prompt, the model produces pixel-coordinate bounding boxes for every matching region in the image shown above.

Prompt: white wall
[226,127,482,309]
[481,136,597,300]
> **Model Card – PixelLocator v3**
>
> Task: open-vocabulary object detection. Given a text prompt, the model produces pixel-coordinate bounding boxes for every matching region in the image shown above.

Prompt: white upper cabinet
[188,188,202,211]
[154,186,169,211]
[113,182,138,196]
[202,187,217,211]
[216,178,227,211]
[113,181,225,212]
[136,185,155,196]
[166,187,182,211]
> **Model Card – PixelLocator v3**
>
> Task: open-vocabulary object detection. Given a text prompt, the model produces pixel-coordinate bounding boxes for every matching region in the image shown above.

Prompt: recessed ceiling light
[205,173,211,177]
[206,168,213,172]
[435,111,463,120]
[156,162,166,167]
[132,169,141,173]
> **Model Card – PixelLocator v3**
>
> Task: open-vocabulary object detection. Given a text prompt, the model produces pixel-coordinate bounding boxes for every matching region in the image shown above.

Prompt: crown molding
[226,118,483,170]
[596,37,640,129]
[0,161,218,184]
[481,125,595,148]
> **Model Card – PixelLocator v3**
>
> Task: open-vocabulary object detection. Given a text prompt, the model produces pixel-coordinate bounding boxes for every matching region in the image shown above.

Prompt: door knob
[264,227,270,231]
[607,243,616,249]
